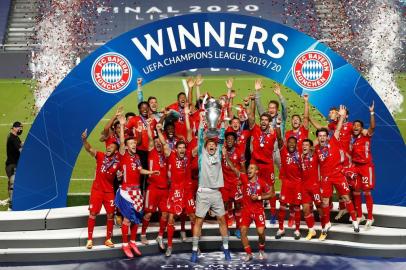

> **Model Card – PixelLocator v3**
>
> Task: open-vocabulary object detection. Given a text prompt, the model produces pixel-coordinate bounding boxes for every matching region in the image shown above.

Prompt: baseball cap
[12,121,22,128]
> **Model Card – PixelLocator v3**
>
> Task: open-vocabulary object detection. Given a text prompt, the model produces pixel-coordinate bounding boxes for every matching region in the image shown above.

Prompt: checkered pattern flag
[302,60,323,80]
[128,189,144,212]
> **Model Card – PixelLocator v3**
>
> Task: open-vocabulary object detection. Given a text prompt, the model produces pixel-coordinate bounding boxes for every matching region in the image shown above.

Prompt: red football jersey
[328,121,353,153]
[188,137,199,180]
[250,124,277,164]
[226,127,251,154]
[351,133,373,164]
[315,136,344,178]
[126,115,157,151]
[167,150,191,189]
[167,102,187,139]
[120,151,143,189]
[240,173,270,214]
[279,146,302,182]
[222,147,245,187]
[300,151,319,184]
[92,152,120,193]
[147,148,168,189]
[285,125,309,153]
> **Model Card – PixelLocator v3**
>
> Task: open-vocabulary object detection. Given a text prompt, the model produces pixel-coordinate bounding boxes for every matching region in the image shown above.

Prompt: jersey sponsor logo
[292,50,333,90]
[92,53,132,93]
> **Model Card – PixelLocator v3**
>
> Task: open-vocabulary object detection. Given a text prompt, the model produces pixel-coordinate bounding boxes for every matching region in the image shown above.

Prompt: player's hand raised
[81,129,88,140]
[117,115,126,125]
[338,105,347,117]
[226,78,234,90]
[137,78,143,85]
[115,106,124,118]
[254,79,263,91]
[156,123,163,131]
[195,74,203,87]
[273,83,281,96]
[303,94,309,102]
[369,101,375,112]
[186,77,195,88]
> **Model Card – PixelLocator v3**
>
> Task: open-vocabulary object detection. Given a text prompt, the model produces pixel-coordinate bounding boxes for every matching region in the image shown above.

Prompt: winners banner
[13,13,406,210]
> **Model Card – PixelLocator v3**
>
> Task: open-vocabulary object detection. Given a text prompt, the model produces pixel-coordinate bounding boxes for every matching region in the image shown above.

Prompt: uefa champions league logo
[91,52,132,93]
[292,50,333,91]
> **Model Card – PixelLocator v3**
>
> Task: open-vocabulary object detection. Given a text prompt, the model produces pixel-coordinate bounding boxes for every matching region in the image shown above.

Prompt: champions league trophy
[205,98,222,138]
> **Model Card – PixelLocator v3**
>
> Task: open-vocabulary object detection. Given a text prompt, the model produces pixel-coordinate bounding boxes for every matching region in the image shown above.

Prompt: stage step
[1,222,406,249]
[1,233,405,263]
[1,204,405,232]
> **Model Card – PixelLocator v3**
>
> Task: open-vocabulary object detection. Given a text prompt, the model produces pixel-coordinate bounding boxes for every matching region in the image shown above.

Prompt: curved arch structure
[13,13,406,210]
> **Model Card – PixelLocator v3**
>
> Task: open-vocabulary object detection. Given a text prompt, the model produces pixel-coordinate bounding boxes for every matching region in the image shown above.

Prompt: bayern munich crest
[91,53,132,93]
[292,50,333,90]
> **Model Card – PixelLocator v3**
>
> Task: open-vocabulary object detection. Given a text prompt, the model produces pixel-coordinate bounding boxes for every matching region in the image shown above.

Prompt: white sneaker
[165,247,172,257]
[180,231,187,242]
[365,219,374,230]
[352,220,360,233]
[140,234,149,245]
[258,250,266,260]
[243,253,253,262]
[335,209,348,220]
[275,229,285,239]
[156,236,165,250]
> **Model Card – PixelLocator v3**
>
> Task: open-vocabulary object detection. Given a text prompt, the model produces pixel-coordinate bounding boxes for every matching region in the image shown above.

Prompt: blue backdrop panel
[13,13,406,210]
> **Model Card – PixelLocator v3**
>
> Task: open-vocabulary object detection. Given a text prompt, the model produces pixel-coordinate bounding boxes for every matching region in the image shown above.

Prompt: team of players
[83,76,376,260]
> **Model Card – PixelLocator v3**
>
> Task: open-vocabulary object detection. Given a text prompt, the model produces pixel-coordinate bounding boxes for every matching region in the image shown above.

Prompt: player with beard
[226,117,251,155]
[226,159,272,262]
[115,116,159,258]
[248,80,277,223]
[82,128,120,250]
[140,125,170,249]
[351,102,376,229]
[275,129,303,240]
[166,80,190,140]
[315,105,359,241]
[300,139,323,240]
[126,101,157,193]
[221,131,246,238]
[284,95,310,228]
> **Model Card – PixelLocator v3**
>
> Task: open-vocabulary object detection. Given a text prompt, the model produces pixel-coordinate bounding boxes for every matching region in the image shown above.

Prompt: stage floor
[1,250,406,270]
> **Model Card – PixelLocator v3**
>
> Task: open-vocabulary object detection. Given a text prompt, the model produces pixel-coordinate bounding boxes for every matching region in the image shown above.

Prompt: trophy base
[206,129,219,139]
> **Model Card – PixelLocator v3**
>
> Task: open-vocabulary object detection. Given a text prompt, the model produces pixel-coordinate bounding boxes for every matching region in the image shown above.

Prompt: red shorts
[280,180,301,205]
[320,175,350,198]
[89,188,115,214]
[253,162,275,185]
[301,181,322,205]
[240,209,266,228]
[220,185,241,202]
[353,163,375,191]
[167,188,195,216]
[144,187,169,213]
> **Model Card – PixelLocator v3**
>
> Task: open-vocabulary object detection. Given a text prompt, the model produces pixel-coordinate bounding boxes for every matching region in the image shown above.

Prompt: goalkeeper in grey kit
[190,109,231,263]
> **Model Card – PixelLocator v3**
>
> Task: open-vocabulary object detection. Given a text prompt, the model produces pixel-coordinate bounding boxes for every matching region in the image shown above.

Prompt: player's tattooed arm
[248,91,257,130]
[156,123,171,157]
[274,83,287,125]
[118,115,126,155]
[334,105,347,140]
[100,106,123,142]
[82,129,96,157]
[303,94,310,130]
[367,101,375,136]
[195,74,203,102]
[185,103,192,143]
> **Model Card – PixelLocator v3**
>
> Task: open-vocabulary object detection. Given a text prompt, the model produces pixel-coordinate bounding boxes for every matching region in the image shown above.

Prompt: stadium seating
[0,0,11,46]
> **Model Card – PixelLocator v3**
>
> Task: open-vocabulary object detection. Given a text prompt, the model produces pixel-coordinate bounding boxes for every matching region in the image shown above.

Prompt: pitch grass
[0,74,405,210]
